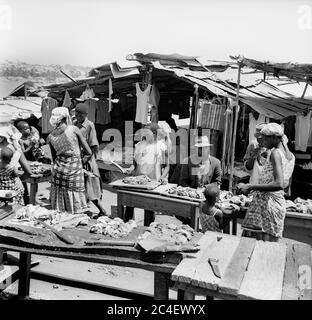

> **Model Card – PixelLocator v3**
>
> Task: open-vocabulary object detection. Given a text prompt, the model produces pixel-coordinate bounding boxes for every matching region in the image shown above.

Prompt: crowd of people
[0,101,295,241]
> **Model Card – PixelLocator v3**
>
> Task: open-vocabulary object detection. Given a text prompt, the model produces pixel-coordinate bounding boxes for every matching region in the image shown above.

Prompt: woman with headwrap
[0,115,33,205]
[237,123,295,241]
[47,107,92,214]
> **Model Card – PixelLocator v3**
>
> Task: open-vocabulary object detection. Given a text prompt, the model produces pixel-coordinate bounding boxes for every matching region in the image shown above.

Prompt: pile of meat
[286,198,312,214]
[122,175,151,185]
[299,162,312,170]
[11,205,90,230]
[138,222,194,245]
[167,186,205,200]
[216,191,253,211]
[29,162,51,175]
[89,216,137,238]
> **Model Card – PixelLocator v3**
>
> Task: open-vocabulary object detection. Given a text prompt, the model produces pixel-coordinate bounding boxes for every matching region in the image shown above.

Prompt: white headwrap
[260,123,284,137]
[49,107,72,128]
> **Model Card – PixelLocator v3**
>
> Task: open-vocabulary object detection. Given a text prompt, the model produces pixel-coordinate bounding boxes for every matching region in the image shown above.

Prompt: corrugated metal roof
[0,97,42,119]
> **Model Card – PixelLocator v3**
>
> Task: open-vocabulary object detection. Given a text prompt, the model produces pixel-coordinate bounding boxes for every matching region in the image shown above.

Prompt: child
[199,184,223,233]
[0,146,25,205]
[17,121,47,162]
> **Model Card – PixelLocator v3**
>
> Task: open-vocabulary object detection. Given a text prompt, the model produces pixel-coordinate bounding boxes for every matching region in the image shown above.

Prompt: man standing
[179,135,222,188]
[74,103,107,217]
[243,122,268,184]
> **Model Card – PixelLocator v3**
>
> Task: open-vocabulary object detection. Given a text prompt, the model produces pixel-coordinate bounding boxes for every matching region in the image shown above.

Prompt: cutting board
[158,190,205,203]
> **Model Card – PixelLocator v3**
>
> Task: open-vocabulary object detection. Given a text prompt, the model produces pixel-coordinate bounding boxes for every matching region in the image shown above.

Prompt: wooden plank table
[0,208,185,300]
[116,188,237,233]
[116,188,201,231]
[172,231,312,300]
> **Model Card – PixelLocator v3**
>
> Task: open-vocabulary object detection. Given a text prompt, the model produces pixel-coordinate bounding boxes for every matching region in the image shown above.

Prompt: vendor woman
[237,123,295,241]
[0,118,33,205]
[47,107,92,214]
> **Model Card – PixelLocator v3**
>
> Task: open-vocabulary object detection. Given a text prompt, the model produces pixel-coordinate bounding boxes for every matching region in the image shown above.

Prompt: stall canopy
[231,55,312,83]
[44,52,312,120]
[0,97,42,119]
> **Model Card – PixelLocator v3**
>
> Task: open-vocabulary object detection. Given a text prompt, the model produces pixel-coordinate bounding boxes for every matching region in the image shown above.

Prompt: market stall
[0,204,202,300]
[172,231,312,300]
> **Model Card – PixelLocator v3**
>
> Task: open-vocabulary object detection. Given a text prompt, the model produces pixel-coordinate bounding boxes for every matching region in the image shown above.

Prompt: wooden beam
[301,81,309,99]
[229,64,241,192]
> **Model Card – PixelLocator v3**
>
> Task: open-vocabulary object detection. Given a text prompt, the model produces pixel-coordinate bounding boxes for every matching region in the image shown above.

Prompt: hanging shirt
[62,90,72,108]
[96,100,111,125]
[41,97,58,134]
[85,99,97,123]
[295,112,312,152]
[248,113,268,144]
[135,83,151,125]
[200,102,226,130]
[148,84,160,107]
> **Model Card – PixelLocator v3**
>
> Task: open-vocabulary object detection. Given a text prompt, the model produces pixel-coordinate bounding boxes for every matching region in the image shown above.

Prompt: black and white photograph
[0,0,312,306]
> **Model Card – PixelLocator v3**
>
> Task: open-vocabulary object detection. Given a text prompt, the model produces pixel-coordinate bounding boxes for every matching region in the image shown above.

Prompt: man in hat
[179,135,222,188]
[74,103,107,217]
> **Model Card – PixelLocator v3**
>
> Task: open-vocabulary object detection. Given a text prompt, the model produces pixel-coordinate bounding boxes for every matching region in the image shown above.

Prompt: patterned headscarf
[49,107,72,128]
[260,123,284,137]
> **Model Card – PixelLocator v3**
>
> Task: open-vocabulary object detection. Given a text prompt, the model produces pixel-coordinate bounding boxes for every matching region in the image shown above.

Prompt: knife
[208,258,222,278]
[36,219,75,245]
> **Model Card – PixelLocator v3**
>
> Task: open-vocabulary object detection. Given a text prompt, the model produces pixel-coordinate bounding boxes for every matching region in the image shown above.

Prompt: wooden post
[301,81,309,99]
[24,84,27,99]
[154,272,171,300]
[18,252,31,299]
[229,64,242,192]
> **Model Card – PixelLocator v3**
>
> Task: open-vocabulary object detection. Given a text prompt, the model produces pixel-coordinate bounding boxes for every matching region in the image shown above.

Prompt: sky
[0,0,311,68]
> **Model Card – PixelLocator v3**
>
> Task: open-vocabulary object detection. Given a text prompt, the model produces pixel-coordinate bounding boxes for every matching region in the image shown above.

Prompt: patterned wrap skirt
[242,190,286,238]
[0,166,24,205]
[50,155,88,214]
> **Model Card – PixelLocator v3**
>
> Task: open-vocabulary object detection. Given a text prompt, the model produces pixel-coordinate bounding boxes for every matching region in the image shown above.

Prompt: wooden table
[116,188,201,231]
[0,208,183,300]
[116,188,237,233]
[22,174,51,205]
[172,231,312,300]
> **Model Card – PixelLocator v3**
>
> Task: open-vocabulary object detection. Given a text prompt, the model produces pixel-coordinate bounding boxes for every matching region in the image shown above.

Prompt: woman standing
[0,117,33,205]
[47,107,92,214]
[237,123,295,241]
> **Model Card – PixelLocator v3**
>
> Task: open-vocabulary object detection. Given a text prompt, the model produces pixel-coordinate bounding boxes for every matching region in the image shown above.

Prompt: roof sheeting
[0,97,42,119]
[232,56,312,83]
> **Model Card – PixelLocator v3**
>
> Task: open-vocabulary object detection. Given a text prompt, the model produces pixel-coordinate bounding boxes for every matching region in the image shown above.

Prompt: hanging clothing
[135,83,152,125]
[200,102,226,130]
[96,100,111,125]
[248,113,268,144]
[148,84,160,108]
[62,90,72,108]
[84,99,97,123]
[108,78,113,112]
[295,112,312,152]
[41,97,58,134]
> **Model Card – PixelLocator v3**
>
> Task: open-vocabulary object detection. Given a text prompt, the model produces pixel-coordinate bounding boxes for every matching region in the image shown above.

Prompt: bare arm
[19,152,32,177]
[74,127,92,156]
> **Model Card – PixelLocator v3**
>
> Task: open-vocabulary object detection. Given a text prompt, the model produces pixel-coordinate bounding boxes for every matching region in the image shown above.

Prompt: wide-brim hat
[194,135,212,147]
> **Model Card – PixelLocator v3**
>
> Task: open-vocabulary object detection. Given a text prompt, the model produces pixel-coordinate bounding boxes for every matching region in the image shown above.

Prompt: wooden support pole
[18,252,31,299]
[229,64,242,192]
[154,272,171,300]
[301,81,309,99]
